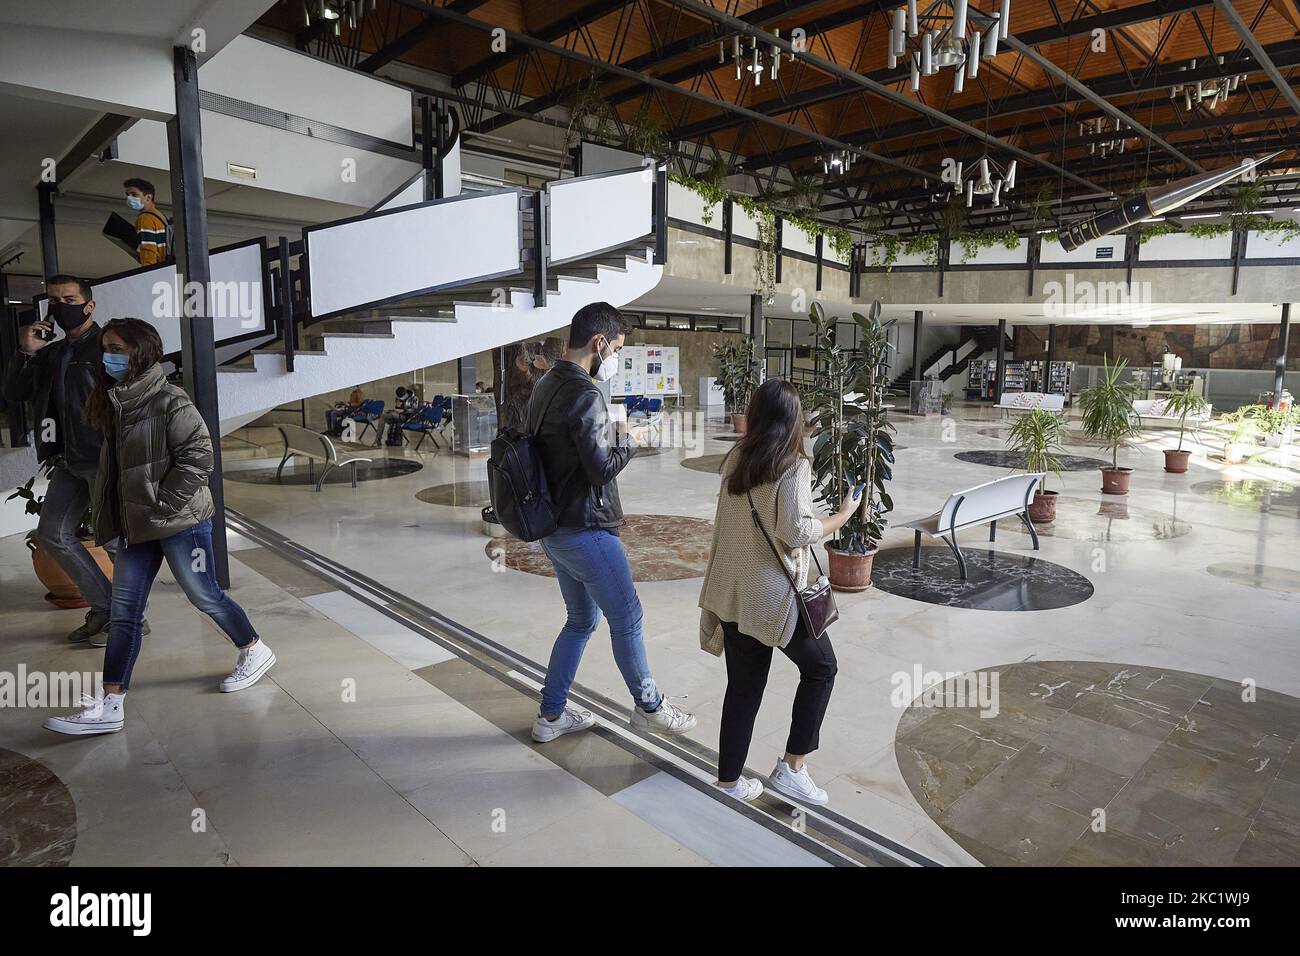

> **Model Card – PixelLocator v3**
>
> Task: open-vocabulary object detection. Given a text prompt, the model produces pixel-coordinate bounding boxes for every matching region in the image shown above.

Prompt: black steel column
[531,190,548,306]
[420,96,435,201]
[167,45,228,589]
[912,309,924,378]
[995,319,1007,398]
[434,96,448,200]
[814,233,823,292]
[774,217,783,284]
[1275,303,1291,403]
[750,293,765,384]
[1045,324,1057,393]
[37,183,59,279]
[722,199,733,275]
[0,265,28,447]
[278,238,295,373]
[653,163,668,266]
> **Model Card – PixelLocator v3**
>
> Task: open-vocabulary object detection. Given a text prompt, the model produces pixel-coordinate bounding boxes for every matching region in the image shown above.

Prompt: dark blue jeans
[103,518,258,690]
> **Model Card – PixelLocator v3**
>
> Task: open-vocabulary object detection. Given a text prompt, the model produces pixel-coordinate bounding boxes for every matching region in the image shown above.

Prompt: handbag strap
[746,483,826,593]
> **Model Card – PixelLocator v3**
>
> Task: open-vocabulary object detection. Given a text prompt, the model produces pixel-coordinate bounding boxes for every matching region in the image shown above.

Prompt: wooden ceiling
[261,0,1300,231]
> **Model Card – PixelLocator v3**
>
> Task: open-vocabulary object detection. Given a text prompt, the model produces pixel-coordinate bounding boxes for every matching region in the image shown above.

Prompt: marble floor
[2,402,1298,866]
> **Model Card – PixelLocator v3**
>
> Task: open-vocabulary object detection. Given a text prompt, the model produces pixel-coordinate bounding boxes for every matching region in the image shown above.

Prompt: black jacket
[2,323,103,471]
[528,360,636,532]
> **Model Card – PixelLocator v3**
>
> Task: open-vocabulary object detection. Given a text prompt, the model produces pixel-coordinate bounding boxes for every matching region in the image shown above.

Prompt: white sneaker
[531,706,595,743]
[44,694,125,736]
[630,697,697,735]
[769,759,829,806]
[220,640,276,693]
[716,777,764,801]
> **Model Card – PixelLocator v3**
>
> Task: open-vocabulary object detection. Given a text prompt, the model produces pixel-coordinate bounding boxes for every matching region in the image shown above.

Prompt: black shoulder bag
[747,488,838,640]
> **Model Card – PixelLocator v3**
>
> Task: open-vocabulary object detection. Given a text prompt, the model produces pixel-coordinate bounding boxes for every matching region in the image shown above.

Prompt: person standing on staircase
[526,302,696,743]
[43,318,274,736]
[2,275,116,645]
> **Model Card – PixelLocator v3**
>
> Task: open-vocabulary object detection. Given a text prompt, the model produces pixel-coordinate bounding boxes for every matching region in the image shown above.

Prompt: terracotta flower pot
[1027,489,1058,523]
[731,413,748,434]
[30,540,113,609]
[1163,449,1191,474]
[1099,466,1133,496]
[826,544,876,592]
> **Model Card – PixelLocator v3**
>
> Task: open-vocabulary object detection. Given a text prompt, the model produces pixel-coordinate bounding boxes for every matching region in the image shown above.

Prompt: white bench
[1131,398,1213,427]
[994,392,1065,419]
[275,424,373,492]
[899,473,1045,579]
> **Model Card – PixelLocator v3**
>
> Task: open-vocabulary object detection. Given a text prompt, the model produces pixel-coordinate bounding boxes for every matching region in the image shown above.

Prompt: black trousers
[718,619,837,783]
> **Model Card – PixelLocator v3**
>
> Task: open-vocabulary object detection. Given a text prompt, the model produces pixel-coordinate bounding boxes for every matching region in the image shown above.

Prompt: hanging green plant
[669,155,729,224]
[1129,222,1178,245]
[563,73,614,159]
[1229,182,1264,217]
[955,228,1021,262]
[904,232,940,265]
[868,234,902,270]
[625,101,668,161]
[736,191,779,304]
[828,227,854,261]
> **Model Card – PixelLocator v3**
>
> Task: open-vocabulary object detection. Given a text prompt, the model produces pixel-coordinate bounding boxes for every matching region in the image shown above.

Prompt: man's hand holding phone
[19,320,55,355]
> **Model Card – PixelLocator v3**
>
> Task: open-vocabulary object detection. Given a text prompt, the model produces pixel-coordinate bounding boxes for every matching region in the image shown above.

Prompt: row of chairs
[346,396,452,452]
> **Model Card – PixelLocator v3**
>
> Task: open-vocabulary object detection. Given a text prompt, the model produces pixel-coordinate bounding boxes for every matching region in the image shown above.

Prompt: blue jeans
[538,527,662,718]
[37,463,114,614]
[103,518,258,690]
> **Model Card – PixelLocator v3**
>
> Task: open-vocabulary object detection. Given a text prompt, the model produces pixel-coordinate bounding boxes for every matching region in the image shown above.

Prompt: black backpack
[487,389,560,542]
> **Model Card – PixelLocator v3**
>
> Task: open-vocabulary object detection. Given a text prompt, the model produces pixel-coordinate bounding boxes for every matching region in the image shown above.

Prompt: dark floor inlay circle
[710,434,741,443]
[224,458,422,485]
[996,496,1191,542]
[486,514,714,581]
[0,748,77,866]
[895,662,1300,866]
[682,453,729,474]
[955,449,1109,472]
[1206,562,1300,594]
[416,480,492,508]
[1191,479,1300,516]
[870,546,1093,610]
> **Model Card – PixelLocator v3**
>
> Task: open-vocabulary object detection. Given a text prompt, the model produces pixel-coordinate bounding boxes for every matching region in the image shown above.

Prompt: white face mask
[593,338,619,382]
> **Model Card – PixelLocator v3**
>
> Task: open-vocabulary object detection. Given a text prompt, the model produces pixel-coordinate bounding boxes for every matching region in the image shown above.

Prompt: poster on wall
[613,345,645,395]
[641,345,679,396]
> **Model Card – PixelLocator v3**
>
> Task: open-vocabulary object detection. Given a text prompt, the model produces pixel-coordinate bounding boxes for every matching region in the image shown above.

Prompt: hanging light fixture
[818,149,858,175]
[890,0,1010,95]
[1169,57,1247,113]
[718,29,789,87]
[945,155,1017,208]
[1080,117,1132,159]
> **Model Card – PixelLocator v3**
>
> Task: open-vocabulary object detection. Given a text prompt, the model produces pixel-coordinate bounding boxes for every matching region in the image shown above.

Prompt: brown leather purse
[747,489,838,640]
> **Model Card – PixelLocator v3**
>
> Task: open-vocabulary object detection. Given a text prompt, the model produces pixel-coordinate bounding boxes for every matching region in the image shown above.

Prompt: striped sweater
[134,210,168,265]
[698,454,823,655]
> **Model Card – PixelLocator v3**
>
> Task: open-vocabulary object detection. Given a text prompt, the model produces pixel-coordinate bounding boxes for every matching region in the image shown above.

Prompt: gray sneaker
[87,619,150,649]
[67,609,110,644]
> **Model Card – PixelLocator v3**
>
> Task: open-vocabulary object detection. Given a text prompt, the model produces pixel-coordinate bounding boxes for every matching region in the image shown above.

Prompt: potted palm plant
[1251,405,1297,449]
[807,300,896,591]
[1161,387,1207,473]
[5,473,113,608]
[1004,408,1065,522]
[1077,355,1141,495]
[1219,409,1259,463]
[712,337,757,433]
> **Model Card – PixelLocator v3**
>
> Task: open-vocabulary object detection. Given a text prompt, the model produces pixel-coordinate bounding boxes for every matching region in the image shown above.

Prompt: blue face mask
[126,195,144,211]
[103,353,131,381]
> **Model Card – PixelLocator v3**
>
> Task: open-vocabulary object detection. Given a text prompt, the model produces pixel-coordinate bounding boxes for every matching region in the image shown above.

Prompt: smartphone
[853,481,867,500]
[38,323,55,342]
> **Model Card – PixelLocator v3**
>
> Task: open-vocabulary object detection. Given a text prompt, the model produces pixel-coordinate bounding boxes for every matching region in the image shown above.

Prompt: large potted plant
[807,300,896,592]
[1250,405,1297,449]
[1077,356,1141,495]
[1219,409,1258,463]
[1161,388,1207,473]
[1004,408,1065,522]
[5,474,113,608]
[712,337,757,433]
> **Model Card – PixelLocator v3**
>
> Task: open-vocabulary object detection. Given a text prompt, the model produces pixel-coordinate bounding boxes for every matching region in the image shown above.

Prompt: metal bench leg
[943,532,967,580]
[350,461,360,488]
[989,521,997,543]
[275,451,292,483]
[1018,511,1041,551]
[912,530,922,569]
[314,462,334,492]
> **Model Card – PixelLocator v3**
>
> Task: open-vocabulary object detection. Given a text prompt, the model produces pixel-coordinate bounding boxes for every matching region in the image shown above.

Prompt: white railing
[548,167,653,265]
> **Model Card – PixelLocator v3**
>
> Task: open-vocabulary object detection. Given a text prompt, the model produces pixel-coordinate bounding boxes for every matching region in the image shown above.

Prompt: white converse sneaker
[531,706,595,743]
[630,696,697,735]
[220,640,276,693]
[716,777,764,801]
[768,759,829,806]
[44,694,125,736]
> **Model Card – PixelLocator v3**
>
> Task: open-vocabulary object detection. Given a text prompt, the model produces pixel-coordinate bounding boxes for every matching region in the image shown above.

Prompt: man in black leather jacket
[3,275,114,643]
[525,302,696,744]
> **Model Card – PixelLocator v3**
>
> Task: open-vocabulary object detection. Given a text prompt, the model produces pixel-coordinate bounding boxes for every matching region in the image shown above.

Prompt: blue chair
[349,399,385,444]
[402,400,448,452]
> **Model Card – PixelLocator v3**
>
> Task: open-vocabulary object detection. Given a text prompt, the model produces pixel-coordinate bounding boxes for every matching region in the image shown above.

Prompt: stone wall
[1013,323,1299,370]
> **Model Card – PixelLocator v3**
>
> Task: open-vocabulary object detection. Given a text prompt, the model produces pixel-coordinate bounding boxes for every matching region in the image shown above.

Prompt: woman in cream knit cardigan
[698,379,861,805]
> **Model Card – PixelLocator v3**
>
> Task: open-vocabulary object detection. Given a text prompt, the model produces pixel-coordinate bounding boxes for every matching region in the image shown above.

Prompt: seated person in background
[380,386,421,447]
[123,178,169,266]
[325,386,366,437]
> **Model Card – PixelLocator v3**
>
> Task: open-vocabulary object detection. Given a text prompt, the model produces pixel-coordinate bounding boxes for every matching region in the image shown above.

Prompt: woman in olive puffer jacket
[44,318,276,737]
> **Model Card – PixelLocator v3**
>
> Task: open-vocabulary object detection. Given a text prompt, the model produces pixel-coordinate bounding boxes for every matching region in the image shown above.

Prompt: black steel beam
[1213,0,1300,118]
[36,183,58,279]
[167,45,229,590]
[1275,303,1292,402]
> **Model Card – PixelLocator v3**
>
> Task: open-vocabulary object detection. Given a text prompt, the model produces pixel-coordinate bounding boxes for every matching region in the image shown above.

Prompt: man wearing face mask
[2,276,115,643]
[525,302,696,743]
[123,178,169,266]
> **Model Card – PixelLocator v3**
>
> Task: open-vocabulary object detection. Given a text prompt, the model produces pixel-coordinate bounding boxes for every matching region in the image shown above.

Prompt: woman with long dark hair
[698,378,861,804]
[44,318,274,736]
